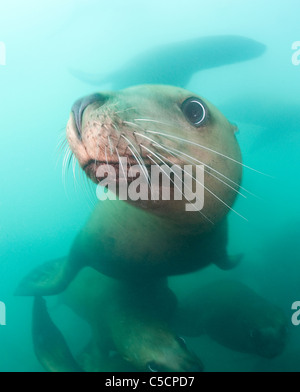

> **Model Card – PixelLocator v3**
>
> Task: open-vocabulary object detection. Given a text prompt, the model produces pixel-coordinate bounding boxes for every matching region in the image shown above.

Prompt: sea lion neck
[91,199,212,237]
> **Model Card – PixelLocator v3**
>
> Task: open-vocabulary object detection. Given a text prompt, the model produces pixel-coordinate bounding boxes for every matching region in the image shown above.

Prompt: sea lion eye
[250,329,260,340]
[147,361,159,372]
[181,97,207,127]
[176,336,187,348]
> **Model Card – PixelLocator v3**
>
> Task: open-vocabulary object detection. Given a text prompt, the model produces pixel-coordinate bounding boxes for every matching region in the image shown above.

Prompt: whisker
[123,120,142,129]
[95,143,100,166]
[108,136,114,156]
[62,148,71,178]
[133,119,272,178]
[142,129,271,177]
[121,135,151,186]
[62,147,72,195]
[56,140,69,169]
[161,145,252,195]
[106,102,119,108]
[116,148,127,181]
[155,150,246,199]
[145,151,214,225]
[56,136,67,154]
[115,107,136,114]
[127,146,150,187]
[67,151,74,171]
[140,144,248,222]
[134,131,258,199]
[72,155,78,190]
[156,145,247,199]
[113,123,134,181]
[55,131,68,158]
[135,118,173,127]
[105,146,109,166]
[159,145,261,200]
[131,125,246,199]
[55,127,67,147]
[127,159,134,182]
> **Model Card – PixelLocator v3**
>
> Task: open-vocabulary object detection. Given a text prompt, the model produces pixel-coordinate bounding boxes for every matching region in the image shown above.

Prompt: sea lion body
[70,35,266,89]
[175,280,288,359]
[16,85,242,297]
[70,201,232,280]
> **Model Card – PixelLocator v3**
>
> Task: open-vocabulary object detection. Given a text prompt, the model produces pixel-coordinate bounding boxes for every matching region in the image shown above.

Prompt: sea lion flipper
[69,67,111,87]
[214,253,243,271]
[15,257,81,296]
[33,297,83,372]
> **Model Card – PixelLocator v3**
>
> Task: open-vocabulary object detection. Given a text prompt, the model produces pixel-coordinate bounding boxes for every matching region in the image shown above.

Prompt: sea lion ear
[214,253,243,271]
[231,123,239,134]
[15,257,81,297]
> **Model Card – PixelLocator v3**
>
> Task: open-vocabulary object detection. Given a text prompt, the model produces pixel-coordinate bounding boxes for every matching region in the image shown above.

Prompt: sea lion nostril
[71,93,107,137]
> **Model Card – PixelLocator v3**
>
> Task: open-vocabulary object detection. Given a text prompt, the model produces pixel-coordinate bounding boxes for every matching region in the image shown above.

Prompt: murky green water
[0,0,299,372]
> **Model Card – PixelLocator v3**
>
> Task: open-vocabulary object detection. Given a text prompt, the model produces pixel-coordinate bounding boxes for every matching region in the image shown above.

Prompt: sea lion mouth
[83,159,154,172]
[83,159,175,185]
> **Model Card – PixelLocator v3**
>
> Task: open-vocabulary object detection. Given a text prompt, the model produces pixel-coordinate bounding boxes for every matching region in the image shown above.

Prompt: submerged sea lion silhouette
[70,35,266,89]
[174,280,288,359]
[33,271,204,373]
[64,270,204,372]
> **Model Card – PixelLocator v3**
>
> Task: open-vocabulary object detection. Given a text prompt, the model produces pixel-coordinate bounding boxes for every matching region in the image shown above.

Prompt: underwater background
[0,0,299,372]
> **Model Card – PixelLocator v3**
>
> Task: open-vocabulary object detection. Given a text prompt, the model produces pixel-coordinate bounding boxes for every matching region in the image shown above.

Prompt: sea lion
[32,297,82,372]
[174,280,288,359]
[32,295,137,373]
[63,269,204,373]
[70,35,266,89]
[16,85,243,297]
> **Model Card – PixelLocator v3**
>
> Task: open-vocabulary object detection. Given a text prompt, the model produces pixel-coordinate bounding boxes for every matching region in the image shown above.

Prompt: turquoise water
[0,0,299,372]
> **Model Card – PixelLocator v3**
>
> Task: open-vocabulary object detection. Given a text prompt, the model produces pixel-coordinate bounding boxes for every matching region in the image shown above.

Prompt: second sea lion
[174,280,288,359]
[63,269,204,373]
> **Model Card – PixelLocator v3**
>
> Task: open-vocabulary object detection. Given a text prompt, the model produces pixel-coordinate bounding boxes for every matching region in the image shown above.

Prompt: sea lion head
[124,332,203,372]
[240,298,289,359]
[249,320,288,359]
[67,85,242,230]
